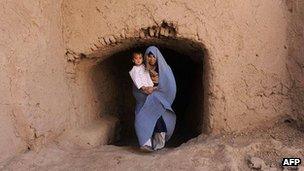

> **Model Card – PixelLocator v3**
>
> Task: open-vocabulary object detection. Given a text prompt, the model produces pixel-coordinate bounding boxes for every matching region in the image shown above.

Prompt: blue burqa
[132,46,177,146]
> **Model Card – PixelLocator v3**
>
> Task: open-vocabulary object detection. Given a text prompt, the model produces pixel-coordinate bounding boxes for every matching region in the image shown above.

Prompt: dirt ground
[1,116,303,171]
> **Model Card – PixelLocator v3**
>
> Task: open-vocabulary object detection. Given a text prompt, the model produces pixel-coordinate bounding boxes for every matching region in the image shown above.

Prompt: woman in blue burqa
[132,46,176,151]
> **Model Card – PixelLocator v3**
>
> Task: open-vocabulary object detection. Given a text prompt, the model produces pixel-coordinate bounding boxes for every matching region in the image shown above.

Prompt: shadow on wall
[91,44,205,147]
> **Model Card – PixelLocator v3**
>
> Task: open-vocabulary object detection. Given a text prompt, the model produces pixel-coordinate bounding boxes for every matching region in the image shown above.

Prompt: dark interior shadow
[92,45,204,147]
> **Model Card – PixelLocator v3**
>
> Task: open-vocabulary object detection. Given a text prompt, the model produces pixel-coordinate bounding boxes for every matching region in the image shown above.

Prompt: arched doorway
[90,38,207,147]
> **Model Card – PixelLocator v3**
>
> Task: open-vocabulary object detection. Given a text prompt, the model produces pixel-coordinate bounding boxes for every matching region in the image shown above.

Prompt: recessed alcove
[90,38,207,147]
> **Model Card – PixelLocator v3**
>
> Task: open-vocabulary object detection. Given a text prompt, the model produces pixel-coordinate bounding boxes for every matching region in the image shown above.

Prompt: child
[129,52,156,151]
[129,52,155,92]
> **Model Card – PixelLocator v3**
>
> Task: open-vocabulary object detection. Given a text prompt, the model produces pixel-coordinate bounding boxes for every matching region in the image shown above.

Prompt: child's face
[147,54,157,66]
[132,54,143,65]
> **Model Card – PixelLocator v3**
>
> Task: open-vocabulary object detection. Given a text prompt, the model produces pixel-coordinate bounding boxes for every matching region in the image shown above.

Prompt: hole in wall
[90,38,207,147]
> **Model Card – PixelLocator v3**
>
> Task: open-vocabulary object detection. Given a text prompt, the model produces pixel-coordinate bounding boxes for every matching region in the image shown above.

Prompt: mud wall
[62,0,292,133]
[286,0,304,127]
[0,0,70,163]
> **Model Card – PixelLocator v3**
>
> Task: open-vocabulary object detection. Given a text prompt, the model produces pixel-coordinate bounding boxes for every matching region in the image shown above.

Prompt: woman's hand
[151,75,159,83]
[141,86,151,95]
[146,87,154,94]
[141,86,155,95]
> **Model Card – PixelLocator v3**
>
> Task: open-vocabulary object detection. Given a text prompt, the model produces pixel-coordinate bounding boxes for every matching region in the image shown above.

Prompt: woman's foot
[140,145,154,152]
[152,132,166,150]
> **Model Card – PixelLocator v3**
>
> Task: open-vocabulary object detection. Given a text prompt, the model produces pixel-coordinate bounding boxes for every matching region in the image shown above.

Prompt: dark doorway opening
[93,44,204,147]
